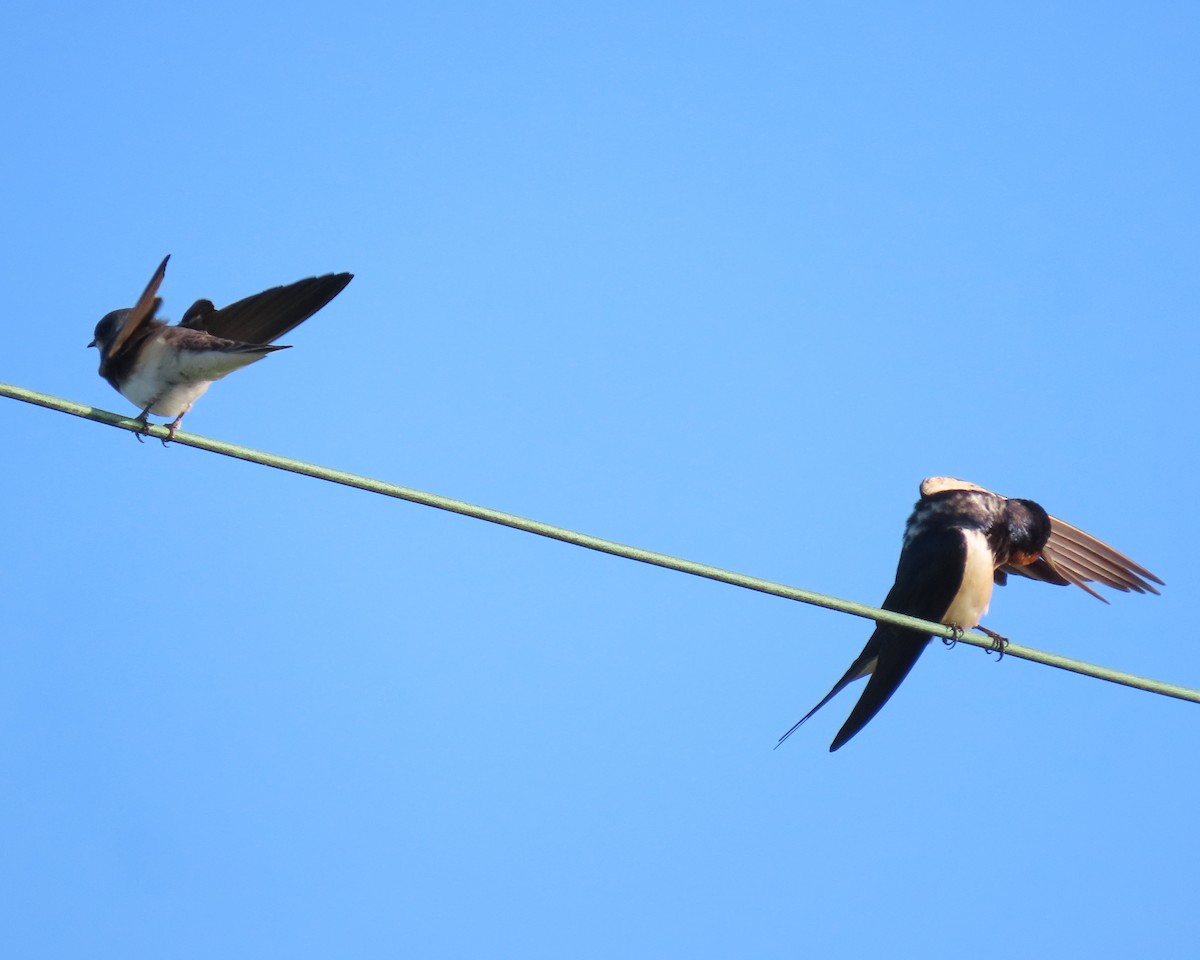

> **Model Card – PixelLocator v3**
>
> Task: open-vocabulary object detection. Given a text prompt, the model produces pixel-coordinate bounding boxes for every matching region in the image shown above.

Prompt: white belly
[119,354,213,417]
[115,333,266,417]
[132,380,212,418]
[942,527,995,628]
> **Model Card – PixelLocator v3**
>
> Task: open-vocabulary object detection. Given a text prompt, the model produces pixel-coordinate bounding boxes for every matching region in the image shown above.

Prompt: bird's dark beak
[87,339,96,348]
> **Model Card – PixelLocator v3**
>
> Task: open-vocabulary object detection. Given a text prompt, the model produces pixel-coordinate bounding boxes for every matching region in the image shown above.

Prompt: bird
[88,255,353,442]
[778,477,1163,752]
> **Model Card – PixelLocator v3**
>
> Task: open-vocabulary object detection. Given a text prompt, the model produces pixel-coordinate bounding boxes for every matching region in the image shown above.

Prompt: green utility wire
[4,380,1196,707]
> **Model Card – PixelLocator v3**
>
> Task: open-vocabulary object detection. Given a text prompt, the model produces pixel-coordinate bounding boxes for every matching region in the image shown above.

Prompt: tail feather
[775,641,879,748]
[776,625,932,752]
[828,629,930,751]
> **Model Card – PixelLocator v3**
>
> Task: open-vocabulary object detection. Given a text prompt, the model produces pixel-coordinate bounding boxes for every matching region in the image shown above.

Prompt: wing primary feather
[1048,517,1163,587]
[1044,541,1137,590]
[100,254,169,375]
[1045,539,1154,592]
[187,273,353,344]
[1040,549,1110,602]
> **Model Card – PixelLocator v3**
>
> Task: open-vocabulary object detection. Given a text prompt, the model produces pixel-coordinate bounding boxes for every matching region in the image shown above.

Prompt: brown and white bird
[89,255,352,441]
[778,477,1163,752]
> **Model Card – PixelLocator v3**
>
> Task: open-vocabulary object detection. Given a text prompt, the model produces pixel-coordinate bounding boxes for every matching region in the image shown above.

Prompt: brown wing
[921,477,1164,603]
[99,255,169,377]
[179,273,352,345]
[1002,514,1165,602]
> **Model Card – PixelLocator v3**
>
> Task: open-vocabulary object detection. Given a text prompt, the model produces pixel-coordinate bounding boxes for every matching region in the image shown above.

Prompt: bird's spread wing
[921,476,1163,603]
[1001,515,1164,602]
[179,273,353,345]
[100,255,169,377]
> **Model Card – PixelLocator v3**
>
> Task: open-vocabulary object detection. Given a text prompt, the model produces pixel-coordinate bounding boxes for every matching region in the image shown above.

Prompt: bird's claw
[160,416,185,446]
[942,625,964,649]
[975,625,1010,661]
[130,418,175,446]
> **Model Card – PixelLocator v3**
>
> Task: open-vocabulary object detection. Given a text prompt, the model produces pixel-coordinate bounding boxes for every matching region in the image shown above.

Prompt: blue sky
[2,3,1197,956]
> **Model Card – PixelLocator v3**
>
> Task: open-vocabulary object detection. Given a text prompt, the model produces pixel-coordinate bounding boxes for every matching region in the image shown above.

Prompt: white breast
[942,527,995,629]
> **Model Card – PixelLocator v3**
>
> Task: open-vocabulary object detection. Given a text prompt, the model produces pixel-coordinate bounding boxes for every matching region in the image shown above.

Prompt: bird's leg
[974,625,1010,661]
[133,405,153,443]
[163,413,186,446]
[162,404,192,446]
[942,625,964,649]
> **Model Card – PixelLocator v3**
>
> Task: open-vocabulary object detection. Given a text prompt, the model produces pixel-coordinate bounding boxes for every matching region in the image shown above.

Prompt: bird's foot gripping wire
[163,415,184,445]
[975,625,1010,661]
[132,411,151,443]
[132,409,180,446]
[942,625,964,649]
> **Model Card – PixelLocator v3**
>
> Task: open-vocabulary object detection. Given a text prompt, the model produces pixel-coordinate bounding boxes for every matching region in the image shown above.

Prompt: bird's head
[88,309,129,358]
[1005,498,1053,566]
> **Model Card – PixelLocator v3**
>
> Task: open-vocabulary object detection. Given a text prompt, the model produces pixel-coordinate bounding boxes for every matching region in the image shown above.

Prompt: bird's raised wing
[99,254,169,377]
[179,273,352,345]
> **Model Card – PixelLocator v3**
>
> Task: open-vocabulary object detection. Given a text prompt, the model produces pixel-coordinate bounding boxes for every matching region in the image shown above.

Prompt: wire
[4,380,1196,706]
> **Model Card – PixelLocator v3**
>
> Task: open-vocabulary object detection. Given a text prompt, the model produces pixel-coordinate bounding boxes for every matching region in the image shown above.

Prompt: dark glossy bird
[779,477,1163,752]
[89,255,353,441]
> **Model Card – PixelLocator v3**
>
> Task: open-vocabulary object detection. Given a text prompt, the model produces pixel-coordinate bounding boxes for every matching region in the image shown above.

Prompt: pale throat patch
[941,527,995,629]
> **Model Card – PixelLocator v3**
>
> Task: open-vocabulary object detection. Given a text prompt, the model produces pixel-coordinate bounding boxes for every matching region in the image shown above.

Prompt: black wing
[99,255,169,378]
[779,524,968,752]
[179,273,352,345]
